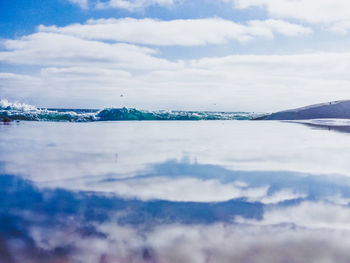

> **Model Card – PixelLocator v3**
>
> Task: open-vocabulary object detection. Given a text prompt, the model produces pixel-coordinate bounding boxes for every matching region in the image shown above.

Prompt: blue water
[1,118,350,262]
[0,99,261,122]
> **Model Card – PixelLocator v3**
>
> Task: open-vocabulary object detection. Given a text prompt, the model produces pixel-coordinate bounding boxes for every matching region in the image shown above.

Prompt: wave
[0,99,261,122]
[96,108,258,121]
[0,99,96,122]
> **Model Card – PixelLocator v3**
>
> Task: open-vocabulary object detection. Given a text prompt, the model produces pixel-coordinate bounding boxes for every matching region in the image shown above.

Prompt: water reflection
[33,159,350,204]
[2,166,350,262]
[2,121,350,262]
[291,120,350,134]
[2,120,350,180]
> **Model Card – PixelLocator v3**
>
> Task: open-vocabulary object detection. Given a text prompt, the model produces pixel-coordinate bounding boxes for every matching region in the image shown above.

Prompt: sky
[2,0,350,111]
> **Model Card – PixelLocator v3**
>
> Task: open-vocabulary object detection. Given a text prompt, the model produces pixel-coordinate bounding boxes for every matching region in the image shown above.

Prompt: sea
[1,100,350,262]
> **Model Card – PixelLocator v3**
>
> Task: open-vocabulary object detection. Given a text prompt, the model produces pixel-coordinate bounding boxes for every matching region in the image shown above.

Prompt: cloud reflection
[2,121,350,262]
[35,159,350,206]
[1,170,350,262]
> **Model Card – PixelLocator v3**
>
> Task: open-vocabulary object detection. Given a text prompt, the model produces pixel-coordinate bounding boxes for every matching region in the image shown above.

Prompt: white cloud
[254,189,306,204]
[111,177,305,203]
[96,0,177,10]
[3,51,350,111]
[27,221,350,263]
[0,73,43,102]
[328,20,350,35]
[240,201,350,230]
[67,0,88,9]
[232,0,350,24]
[1,20,350,111]
[142,224,350,263]
[0,32,178,69]
[38,18,312,46]
[54,175,273,202]
[226,0,350,35]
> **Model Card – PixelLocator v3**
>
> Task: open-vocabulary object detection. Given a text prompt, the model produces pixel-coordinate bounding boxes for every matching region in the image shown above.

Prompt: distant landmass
[256,100,350,120]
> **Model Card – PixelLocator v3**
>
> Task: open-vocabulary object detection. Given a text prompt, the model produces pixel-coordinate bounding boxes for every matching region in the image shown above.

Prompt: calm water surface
[1,120,350,262]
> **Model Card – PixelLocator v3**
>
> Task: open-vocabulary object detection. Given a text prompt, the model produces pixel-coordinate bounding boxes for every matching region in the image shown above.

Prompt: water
[1,120,350,262]
[0,99,261,122]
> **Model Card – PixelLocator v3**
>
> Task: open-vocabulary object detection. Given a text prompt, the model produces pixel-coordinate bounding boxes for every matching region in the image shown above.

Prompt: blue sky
[2,0,350,111]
